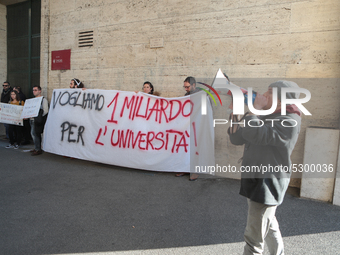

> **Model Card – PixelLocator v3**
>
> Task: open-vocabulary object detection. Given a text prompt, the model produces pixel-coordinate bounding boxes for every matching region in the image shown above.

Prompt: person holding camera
[228,81,302,255]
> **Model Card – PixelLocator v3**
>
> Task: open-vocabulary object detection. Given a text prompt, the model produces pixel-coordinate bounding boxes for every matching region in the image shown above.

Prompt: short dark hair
[72,78,84,88]
[33,85,42,91]
[143,81,154,94]
[3,81,10,86]
[14,86,22,92]
[184,76,196,86]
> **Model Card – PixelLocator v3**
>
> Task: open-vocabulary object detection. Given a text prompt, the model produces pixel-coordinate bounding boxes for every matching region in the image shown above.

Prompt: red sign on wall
[51,49,71,70]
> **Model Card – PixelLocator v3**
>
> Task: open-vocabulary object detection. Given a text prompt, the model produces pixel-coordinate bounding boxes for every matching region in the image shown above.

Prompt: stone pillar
[333,142,340,206]
[40,0,50,99]
[0,4,6,83]
[300,128,340,203]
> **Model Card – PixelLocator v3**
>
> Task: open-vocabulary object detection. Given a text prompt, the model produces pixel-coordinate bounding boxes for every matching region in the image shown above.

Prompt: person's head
[70,79,75,88]
[33,85,42,97]
[10,90,20,102]
[3,81,10,91]
[143,81,154,94]
[13,86,21,93]
[183,76,196,94]
[263,80,300,110]
[70,78,84,88]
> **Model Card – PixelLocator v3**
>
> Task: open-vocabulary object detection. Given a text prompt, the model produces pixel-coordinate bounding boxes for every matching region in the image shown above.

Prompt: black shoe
[31,150,43,156]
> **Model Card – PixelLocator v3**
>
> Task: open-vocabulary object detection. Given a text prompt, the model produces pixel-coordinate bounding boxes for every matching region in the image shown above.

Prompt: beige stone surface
[291,0,340,33]
[41,0,340,189]
[237,31,340,65]
[40,0,50,97]
[49,0,75,15]
[300,128,339,202]
[333,142,340,206]
[286,63,340,78]
[49,32,75,51]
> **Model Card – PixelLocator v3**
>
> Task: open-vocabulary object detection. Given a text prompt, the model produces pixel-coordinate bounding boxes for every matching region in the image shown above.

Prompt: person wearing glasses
[1,81,12,103]
[176,76,200,181]
[30,86,49,156]
[183,76,200,96]
[1,81,13,139]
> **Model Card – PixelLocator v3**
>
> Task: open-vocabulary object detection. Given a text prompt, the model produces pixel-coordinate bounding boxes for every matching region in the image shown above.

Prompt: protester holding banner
[70,78,84,89]
[13,86,26,102]
[13,86,31,144]
[142,81,154,94]
[135,81,160,96]
[228,81,301,255]
[141,81,160,96]
[6,91,25,149]
[1,81,12,103]
[183,76,200,96]
[1,81,12,139]
[30,86,49,156]
[176,76,200,181]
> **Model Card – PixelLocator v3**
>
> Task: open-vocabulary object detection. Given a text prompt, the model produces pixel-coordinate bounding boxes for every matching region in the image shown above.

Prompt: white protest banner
[0,103,24,126]
[20,97,43,119]
[43,89,214,173]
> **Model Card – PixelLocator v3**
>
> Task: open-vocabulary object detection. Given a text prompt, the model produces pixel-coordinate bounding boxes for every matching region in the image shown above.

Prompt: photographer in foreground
[228,81,301,255]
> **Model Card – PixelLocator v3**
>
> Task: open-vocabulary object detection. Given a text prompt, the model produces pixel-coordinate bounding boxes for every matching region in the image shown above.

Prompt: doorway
[7,0,40,98]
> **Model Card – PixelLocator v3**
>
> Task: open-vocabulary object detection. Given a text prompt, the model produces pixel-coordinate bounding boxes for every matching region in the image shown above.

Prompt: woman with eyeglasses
[6,91,25,149]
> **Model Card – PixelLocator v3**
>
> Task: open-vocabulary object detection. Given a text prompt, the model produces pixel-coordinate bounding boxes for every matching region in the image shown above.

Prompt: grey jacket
[229,112,301,205]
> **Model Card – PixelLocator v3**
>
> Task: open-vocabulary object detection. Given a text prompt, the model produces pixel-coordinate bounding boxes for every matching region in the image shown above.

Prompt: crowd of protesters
[1,81,49,155]
[0,77,195,155]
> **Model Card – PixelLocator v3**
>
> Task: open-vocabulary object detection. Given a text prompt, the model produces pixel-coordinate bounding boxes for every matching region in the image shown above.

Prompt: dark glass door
[7,0,41,98]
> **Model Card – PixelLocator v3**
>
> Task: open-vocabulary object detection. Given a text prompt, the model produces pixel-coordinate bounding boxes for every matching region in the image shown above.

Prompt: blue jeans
[30,119,41,151]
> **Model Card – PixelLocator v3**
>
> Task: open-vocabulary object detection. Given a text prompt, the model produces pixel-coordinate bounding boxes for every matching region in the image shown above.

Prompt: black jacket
[229,112,301,205]
[1,87,12,103]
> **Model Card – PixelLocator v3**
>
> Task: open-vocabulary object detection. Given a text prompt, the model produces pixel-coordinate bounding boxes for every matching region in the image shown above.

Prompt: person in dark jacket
[1,81,12,103]
[229,81,302,255]
[30,85,49,156]
[1,81,13,139]
[13,86,26,101]
[176,76,200,181]
[183,76,200,96]
[13,86,31,144]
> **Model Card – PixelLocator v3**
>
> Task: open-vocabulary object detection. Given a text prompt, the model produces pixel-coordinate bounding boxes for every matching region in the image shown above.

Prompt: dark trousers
[30,119,42,151]
[23,119,32,142]
[8,124,23,145]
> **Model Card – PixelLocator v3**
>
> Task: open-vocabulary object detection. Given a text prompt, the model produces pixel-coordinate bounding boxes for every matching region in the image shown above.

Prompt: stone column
[40,0,50,99]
